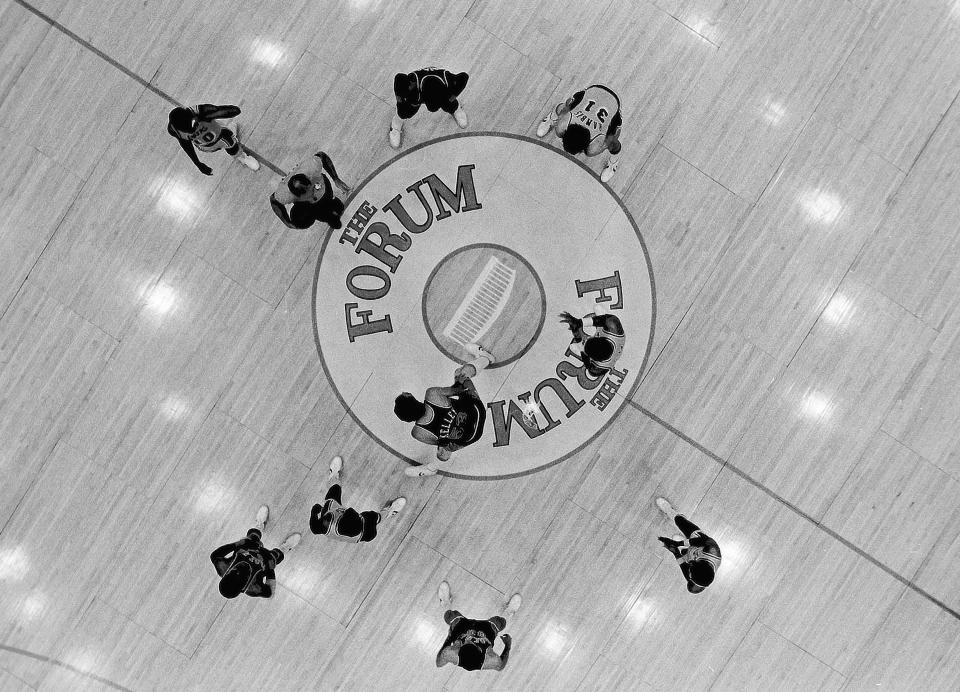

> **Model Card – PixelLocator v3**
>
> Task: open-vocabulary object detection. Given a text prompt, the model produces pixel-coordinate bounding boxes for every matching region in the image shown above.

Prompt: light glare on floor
[821,293,854,326]
[800,391,832,420]
[250,38,287,68]
[161,395,191,420]
[799,189,843,225]
[20,592,46,620]
[762,100,787,125]
[144,283,177,316]
[539,620,569,656]
[0,546,29,580]
[194,477,235,514]
[152,177,202,223]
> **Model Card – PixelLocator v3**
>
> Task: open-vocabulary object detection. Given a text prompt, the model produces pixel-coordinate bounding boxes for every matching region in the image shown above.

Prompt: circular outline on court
[312,131,657,481]
[420,242,548,369]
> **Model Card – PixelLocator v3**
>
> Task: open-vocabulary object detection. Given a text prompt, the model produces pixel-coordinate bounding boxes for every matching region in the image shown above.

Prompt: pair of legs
[323,455,406,523]
[389,98,468,148]
[438,581,520,631]
[211,127,260,171]
[252,505,301,554]
[289,196,346,230]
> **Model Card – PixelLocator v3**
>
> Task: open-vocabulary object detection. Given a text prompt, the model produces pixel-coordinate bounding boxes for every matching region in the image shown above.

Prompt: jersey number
[583,99,608,124]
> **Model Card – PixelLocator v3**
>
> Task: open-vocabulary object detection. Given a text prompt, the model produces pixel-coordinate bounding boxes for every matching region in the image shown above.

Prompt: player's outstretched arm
[316,151,351,193]
[168,123,212,175]
[269,194,297,229]
[195,103,241,121]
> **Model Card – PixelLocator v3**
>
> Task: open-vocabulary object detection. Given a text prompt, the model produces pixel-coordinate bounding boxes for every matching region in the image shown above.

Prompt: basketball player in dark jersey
[559,308,626,377]
[167,104,260,175]
[435,580,521,672]
[269,151,351,230]
[393,343,494,476]
[536,85,623,181]
[655,497,722,594]
[309,455,406,543]
[210,505,301,599]
[389,67,470,149]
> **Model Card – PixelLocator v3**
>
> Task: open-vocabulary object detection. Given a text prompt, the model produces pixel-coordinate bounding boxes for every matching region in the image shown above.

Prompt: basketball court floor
[1,0,959,689]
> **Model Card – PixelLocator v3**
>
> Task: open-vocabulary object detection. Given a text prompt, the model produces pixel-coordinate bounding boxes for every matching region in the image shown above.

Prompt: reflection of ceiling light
[21,592,46,620]
[625,597,655,630]
[250,38,286,68]
[821,293,853,326]
[686,15,712,36]
[151,177,202,223]
[540,620,569,657]
[0,546,29,580]
[799,189,843,225]
[952,1,960,20]
[349,0,377,9]
[412,616,443,649]
[195,477,235,514]
[144,283,177,316]
[762,100,787,125]
[800,391,832,420]
[64,649,98,674]
[161,395,191,421]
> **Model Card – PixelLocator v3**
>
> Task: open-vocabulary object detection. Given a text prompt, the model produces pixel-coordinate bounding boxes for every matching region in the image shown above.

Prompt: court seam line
[627,400,960,622]
[0,644,133,692]
[12,0,287,177]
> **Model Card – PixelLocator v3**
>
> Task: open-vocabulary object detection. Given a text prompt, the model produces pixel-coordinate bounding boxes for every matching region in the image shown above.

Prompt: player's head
[288,174,312,196]
[457,643,484,671]
[561,124,591,155]
[394,392,426,422]
[687,561,715,592]
[583,337,614,377]
[169,107,197,134]
[420,77,447,112]
[218,562,252,599]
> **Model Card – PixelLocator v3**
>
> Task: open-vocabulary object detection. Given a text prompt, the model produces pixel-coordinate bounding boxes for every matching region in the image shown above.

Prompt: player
[269,151,351,230]
[167,104,260,174]
[393,343,493,476]
[309,455,406,543]
[435,580,521,672]
[210,505,300,599]
[389,67,470,149]
[655,497,722,594]
[559,308,625,377]
[536,84,623,182]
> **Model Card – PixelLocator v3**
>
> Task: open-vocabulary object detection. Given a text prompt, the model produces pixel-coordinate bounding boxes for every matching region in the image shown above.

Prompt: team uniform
[565,311,625,376]
[210,528,284,599]
[390,67,470,148]
[167,104,259,173]
[272,154,346,229]
[310,486,383,543]
[415,395,486,451]
[656,498,722,594]
[537,84,623,181]
[435,581,519,672]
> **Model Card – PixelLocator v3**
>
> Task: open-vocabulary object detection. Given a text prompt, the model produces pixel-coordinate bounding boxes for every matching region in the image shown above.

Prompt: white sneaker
[436,447,452,462]
[383,496,407,517]
[655,497,677,518]
[405,464,437,477]
[255,504,269,532]
[279,532,301,552]
[600,158,618,182]
[536,113,555,137]
[453,106,468,129]
[389,123,402,149]
[239,154,260,171]
[504,593,522,616]
[328,455,343,482]
[438,581,452,609]
[464,342,494,363]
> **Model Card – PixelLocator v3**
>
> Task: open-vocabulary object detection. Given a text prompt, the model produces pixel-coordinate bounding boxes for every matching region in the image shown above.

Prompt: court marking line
[627,400,960,622]
[0,644,133,691]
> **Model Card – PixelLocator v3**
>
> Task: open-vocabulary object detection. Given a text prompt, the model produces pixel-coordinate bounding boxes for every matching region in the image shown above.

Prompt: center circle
[421,243,546,369]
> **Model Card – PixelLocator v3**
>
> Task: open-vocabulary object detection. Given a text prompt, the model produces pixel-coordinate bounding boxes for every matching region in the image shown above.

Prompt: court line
[627,399,960,622]
[0,644,133,691]
[11,0,286,177]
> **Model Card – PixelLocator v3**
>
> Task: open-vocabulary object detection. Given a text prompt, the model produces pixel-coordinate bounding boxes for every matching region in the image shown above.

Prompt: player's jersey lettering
[189,108,225,151]
[568,85,620,142]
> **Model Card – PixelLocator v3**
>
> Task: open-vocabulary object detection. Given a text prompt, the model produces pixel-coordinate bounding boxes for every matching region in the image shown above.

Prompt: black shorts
[290,196,345,229]
[396,96,459,120]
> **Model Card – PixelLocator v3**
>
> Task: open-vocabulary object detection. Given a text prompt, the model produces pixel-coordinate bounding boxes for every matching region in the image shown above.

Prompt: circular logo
[313,133,655,479]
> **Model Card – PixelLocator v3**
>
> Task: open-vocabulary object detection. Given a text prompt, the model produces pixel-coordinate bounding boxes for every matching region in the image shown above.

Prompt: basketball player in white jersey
[390,67,470,149]
[559,307,625,377]
[309,456,406,543]
[168,104,260,174]
[536,85,623,182]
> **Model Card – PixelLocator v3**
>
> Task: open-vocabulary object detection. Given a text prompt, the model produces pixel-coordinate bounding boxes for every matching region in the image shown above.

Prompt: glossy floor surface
[1,0,960,690]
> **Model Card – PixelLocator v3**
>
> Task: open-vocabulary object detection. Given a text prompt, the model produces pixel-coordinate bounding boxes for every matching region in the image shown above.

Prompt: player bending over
[536,84,622,182]
[168,104,260,175]
[559,308,625,377]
